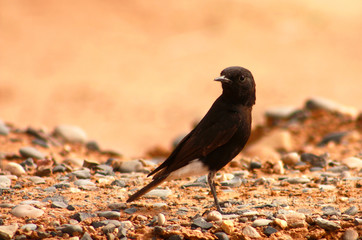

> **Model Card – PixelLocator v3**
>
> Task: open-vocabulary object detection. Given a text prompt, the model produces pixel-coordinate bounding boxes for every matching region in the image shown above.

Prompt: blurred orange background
[1,0,362,157]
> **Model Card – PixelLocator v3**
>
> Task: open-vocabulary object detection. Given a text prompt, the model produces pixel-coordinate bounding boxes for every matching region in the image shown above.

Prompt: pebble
[305,97,358,117]
[214,232,229,240]
[300,153,326,168]
[97,211,121,219]
[273,160,285,174]
[343,206,358,216]
[19,146,45,159]
[108,203,127,210]
[3,162,26,176]
[281,152,300,166]
[11,205,44,218]
[111,179,126,187]
[191,217,213,230]
[265,106,300,121]
[81,232,93,240]
[250,161,262,170]
[153,203,167,208]
[0,224,18,240]
[144,188,172,198]
[102,223,116,234]
[71,212,96,222]
[53,164,67,173]
[118,160,144,173]
[29,176,46,184]
[220,220,234,234]
[51,201,68,209]
[71,169,91,179]
[319,185,336,191]
[318,131,349,146]
[252,219,272,227]
[242,225,261,238]
[282,212,306,228]
[157,213,166,226]
[206,211,223,222]
[220,177,242,188]
[342,229,359,240]
[0,176,11,188]
[286,177,310,184]
[342,157,362,170]
[264,226,278,236]
[0,121,10,135]
[322,206,341,216]
[54,125,87,143]
[315,217,341,231]
[21,224,37,231]
[57,224,84,236]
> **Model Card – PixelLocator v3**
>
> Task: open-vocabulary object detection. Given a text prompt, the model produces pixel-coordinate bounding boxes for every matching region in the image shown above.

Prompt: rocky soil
[0,97,361,240]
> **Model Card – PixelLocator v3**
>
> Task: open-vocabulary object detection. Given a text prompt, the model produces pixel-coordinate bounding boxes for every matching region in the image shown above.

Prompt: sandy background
[1,0,362,157]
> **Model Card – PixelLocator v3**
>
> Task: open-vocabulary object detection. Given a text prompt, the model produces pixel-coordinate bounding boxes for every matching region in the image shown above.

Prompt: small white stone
[3,162,26,177]
[157,213,166,226]
[206,211,222,222]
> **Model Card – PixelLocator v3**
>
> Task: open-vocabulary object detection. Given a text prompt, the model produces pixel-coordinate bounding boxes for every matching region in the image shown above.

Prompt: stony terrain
[0,97,361,240]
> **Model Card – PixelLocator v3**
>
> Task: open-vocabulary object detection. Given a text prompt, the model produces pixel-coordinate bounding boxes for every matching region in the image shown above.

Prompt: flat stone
[264,226,278,237]
[144,188,172,198]
[342,157,362,170]
[54,125,87,143]
[315,218,341,231]
[319,185,336,191]
[97,211,121,219]
[318,131,349,146]
[242,226,261,238]
[51,201,68,209]
[252,219,273,227]
[11,205,44,218]
[192,217,213,230]
[71,212,96,222]
[3,162,26,176]
[301,153,326,168]
[305,97,358,118]
[286,177,310,184]
[265,106,300,120]
[0,224,18,240]
[0,176,11,188]
[322,206,341,216]
[29,176,46,184]
[343,206,358,216]
[71,169,91,179]
[56,224,83,235]
[214,232,229,240]
[19,146,45,159]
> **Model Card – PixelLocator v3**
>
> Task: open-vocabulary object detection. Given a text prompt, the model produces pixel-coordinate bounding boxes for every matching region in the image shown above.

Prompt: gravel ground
[0,97,361,240]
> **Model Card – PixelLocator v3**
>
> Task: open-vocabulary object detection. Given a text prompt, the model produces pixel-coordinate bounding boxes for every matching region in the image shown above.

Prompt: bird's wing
[149,106,242,178]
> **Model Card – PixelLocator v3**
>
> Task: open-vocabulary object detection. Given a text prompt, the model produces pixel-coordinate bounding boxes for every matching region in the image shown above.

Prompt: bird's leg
[208,171,224,213]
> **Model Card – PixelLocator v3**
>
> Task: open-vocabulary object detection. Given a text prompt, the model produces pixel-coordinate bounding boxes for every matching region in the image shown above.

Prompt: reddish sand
[1,1,362,156]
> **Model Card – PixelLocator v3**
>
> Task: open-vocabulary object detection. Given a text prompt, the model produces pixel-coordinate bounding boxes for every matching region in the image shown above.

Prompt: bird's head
[214,66,256,107]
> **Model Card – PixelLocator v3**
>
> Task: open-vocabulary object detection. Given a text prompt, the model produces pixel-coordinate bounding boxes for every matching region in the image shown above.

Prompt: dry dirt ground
[0,98,361,239]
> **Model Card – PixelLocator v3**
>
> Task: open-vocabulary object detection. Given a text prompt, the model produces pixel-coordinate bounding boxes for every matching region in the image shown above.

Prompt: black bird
[127,66,256,212]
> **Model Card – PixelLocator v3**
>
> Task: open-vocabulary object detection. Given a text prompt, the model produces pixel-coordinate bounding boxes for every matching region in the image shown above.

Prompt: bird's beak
[214,75,232,84]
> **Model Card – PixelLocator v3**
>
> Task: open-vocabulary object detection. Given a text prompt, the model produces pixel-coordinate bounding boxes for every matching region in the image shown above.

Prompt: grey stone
[0,224,18,240]
[343,206,358,216]
[0,176,11,188]
[315,217,341,231]
[71,212,96,222]
[192,217,213,230]
[301,153,326,168]
[51,201,68,209]
[342,229,359,240]
[43,186,57,193]
[11,205,44,218]
[54,125,87,143]
[29,176,46,184]
[53,181,71,189]
[108,203,127,210]
[286,177,310,184]
[71,169,91,179]
[242,225,261,238]
[252,219,272,227]
[264,226,278,236]
[96,164,114,176]
[56,224,83,236]
[265,106,300,120]
[0,121,10,135]
[102,223,116,234]
[21,224,37,231]
[110,179,126,187]
[144,188,172,198]
[98,211,121,219]
[53,164,67,173]
[214,232,229,240]
[81,232,93,240]
[19,146,45,159]
[74,179,95,187]
[322,206,341,216]
[305,97,358,117]
[92,220,121,229]
[221,177,242,188]
[167,235,183,240]
[250,161,262,169]
[124,208,137,214]
[118,160,144,173]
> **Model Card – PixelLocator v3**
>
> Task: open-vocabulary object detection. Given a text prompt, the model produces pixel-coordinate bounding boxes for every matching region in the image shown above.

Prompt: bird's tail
[126,175,167,203]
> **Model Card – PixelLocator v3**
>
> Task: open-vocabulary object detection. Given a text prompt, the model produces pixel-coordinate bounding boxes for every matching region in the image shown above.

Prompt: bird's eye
[240,75,245,81]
